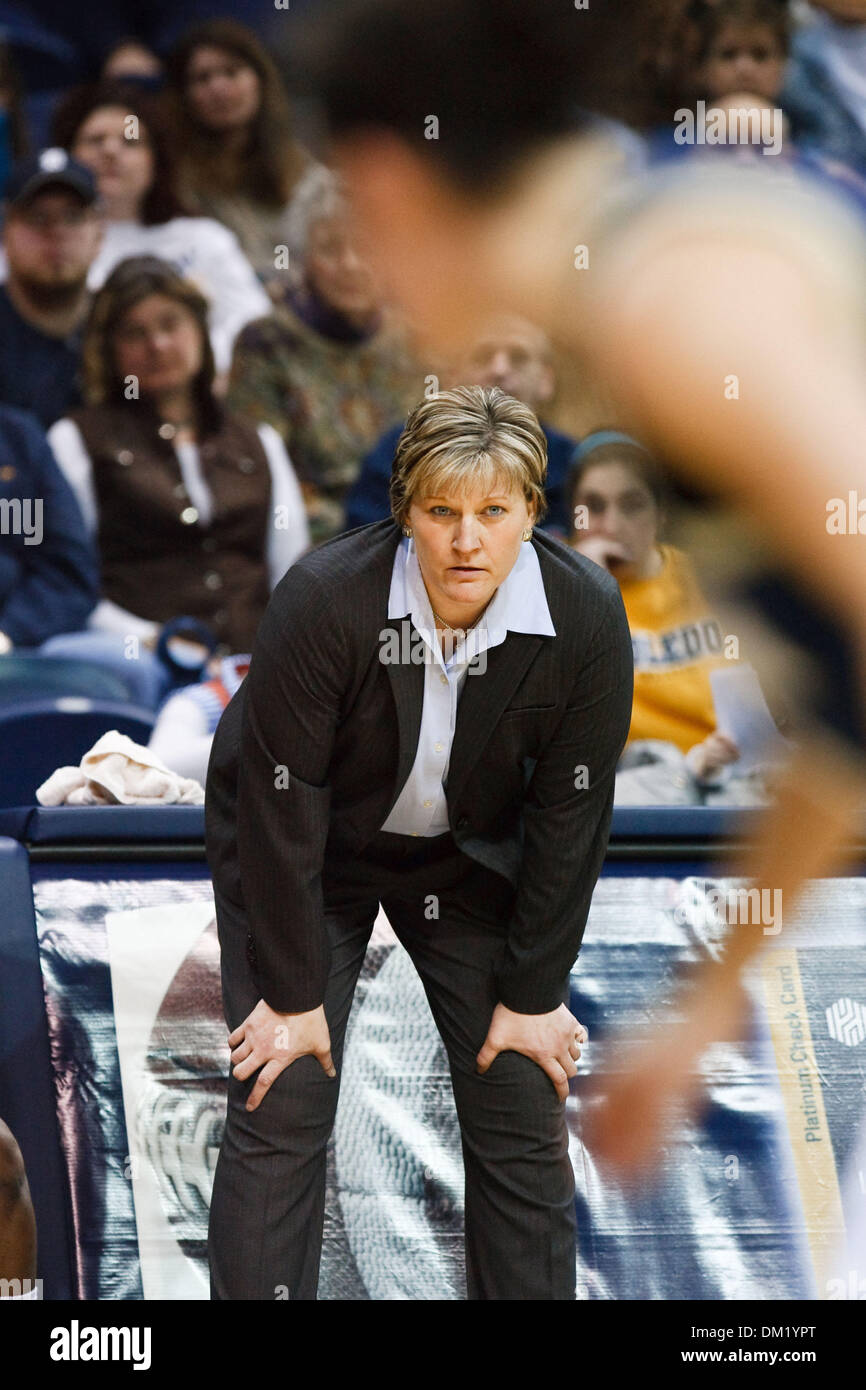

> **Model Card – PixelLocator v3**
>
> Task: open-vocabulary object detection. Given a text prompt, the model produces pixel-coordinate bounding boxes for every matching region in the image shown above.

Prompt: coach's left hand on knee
[476,1003,588,1101]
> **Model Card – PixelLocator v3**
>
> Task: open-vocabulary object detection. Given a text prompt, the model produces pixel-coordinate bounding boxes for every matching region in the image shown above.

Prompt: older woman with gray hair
[205,384,634,1299]
[226,165,423,545]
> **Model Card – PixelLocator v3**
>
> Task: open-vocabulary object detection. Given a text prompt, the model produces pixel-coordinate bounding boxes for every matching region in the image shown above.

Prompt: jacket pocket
[499,703,557,718]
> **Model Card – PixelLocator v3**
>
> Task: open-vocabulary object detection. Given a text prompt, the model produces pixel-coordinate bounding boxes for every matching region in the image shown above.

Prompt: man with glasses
[0,150,103,429]
[344,313,581,538]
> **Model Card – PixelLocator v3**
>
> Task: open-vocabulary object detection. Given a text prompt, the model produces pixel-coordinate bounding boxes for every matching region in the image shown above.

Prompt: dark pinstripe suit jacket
[205,517,633,1016]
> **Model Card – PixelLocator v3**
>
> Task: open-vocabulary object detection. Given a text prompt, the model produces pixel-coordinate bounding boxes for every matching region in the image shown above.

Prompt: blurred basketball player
[282,0,866,1181]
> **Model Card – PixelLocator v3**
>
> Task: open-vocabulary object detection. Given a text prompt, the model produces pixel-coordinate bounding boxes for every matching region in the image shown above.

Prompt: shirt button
[434,742,443,752]
[202,536,217,553]
[180,506,199,525]
[116,449,134,466]
[204,571,223,590]
[423,799,432,807]
[411,831,420,837]
[173,483,187,498]
[214,608,228,625]
[238,457,256,474]
[440,674,447,684]
[158,422,176,440]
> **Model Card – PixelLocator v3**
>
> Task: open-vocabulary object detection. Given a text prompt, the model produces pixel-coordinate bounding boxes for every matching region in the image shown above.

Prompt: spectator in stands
[18,3,276,91]
[101,39,164,88]
[0,151,102,429]
[148,650,249,782]
[228,165,423,545]
[687,0,790,106]
[41,256,309,708]
[165,20,311,285]
[566,434,744,788]
[663,81,866,216]
[641,5,866,243]
[671,0,866,177]
[52,83,271,378]
[0,44,30,196]
[0,403,98,653]
[783,0,866,178]
[344,314,578,537]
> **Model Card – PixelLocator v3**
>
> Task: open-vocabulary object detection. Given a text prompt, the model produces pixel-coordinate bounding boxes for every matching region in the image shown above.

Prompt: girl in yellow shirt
[566,432,739,782]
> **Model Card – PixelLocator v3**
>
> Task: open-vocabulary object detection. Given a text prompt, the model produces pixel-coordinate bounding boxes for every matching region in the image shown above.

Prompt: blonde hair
[389,385,548,528]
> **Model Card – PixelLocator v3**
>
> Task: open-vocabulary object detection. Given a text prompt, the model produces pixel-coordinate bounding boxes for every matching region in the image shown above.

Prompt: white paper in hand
[709,663,793,773]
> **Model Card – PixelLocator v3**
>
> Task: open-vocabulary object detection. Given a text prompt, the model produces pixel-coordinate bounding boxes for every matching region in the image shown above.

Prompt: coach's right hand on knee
[228,1000,336,1112]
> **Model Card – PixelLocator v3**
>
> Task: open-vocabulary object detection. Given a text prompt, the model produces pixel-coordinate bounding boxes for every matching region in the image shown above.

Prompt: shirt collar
[387,534,556,647]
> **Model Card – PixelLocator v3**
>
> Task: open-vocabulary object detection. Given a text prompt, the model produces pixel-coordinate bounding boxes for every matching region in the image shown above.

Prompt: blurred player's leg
[586,737,866,1172]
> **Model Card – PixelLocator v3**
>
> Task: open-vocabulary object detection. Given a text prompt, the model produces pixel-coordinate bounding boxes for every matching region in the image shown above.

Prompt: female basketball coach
[204,385,634,1300]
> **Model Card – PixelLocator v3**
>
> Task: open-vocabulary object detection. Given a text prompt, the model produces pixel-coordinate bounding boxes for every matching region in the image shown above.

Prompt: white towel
[36,730,205,806]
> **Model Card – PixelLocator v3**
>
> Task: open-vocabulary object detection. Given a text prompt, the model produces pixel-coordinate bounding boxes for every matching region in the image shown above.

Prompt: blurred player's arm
[578,198,866,1167]
[587,183,866,642]
[332,130,866,1164]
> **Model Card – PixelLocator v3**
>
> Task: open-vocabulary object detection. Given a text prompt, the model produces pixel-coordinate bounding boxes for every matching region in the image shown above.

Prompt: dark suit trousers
[208,829,577,1301]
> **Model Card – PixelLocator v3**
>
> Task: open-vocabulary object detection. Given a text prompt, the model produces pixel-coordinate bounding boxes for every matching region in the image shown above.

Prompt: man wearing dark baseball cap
[5,147,98,208]
[0,148,103,429]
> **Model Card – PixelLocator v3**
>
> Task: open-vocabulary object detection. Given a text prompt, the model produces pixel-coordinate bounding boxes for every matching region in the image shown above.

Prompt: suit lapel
[382,620,545,822]
[445,633,545,813]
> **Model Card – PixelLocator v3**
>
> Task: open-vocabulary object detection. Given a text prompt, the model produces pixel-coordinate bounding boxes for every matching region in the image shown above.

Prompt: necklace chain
[431,606,484,635]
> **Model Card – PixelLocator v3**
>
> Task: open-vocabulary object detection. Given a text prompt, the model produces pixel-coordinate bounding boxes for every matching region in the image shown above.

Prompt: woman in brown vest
[42,256,310,709]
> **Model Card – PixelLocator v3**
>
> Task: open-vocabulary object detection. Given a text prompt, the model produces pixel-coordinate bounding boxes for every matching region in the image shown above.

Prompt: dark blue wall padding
[0,804,763,848]
[0,805,205,844]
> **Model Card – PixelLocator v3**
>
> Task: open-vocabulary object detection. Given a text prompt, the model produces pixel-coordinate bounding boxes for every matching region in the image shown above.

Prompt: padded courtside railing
[1,805,865,1298]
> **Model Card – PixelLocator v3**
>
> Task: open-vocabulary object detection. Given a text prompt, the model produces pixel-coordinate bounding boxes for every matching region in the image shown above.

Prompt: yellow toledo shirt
[618,544,729,752]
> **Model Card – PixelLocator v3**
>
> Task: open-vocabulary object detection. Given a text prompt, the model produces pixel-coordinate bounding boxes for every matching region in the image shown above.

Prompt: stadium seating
[0,699,155,807]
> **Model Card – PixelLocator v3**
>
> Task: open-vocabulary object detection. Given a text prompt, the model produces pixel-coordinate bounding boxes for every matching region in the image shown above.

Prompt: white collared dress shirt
[380,534,556,836]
